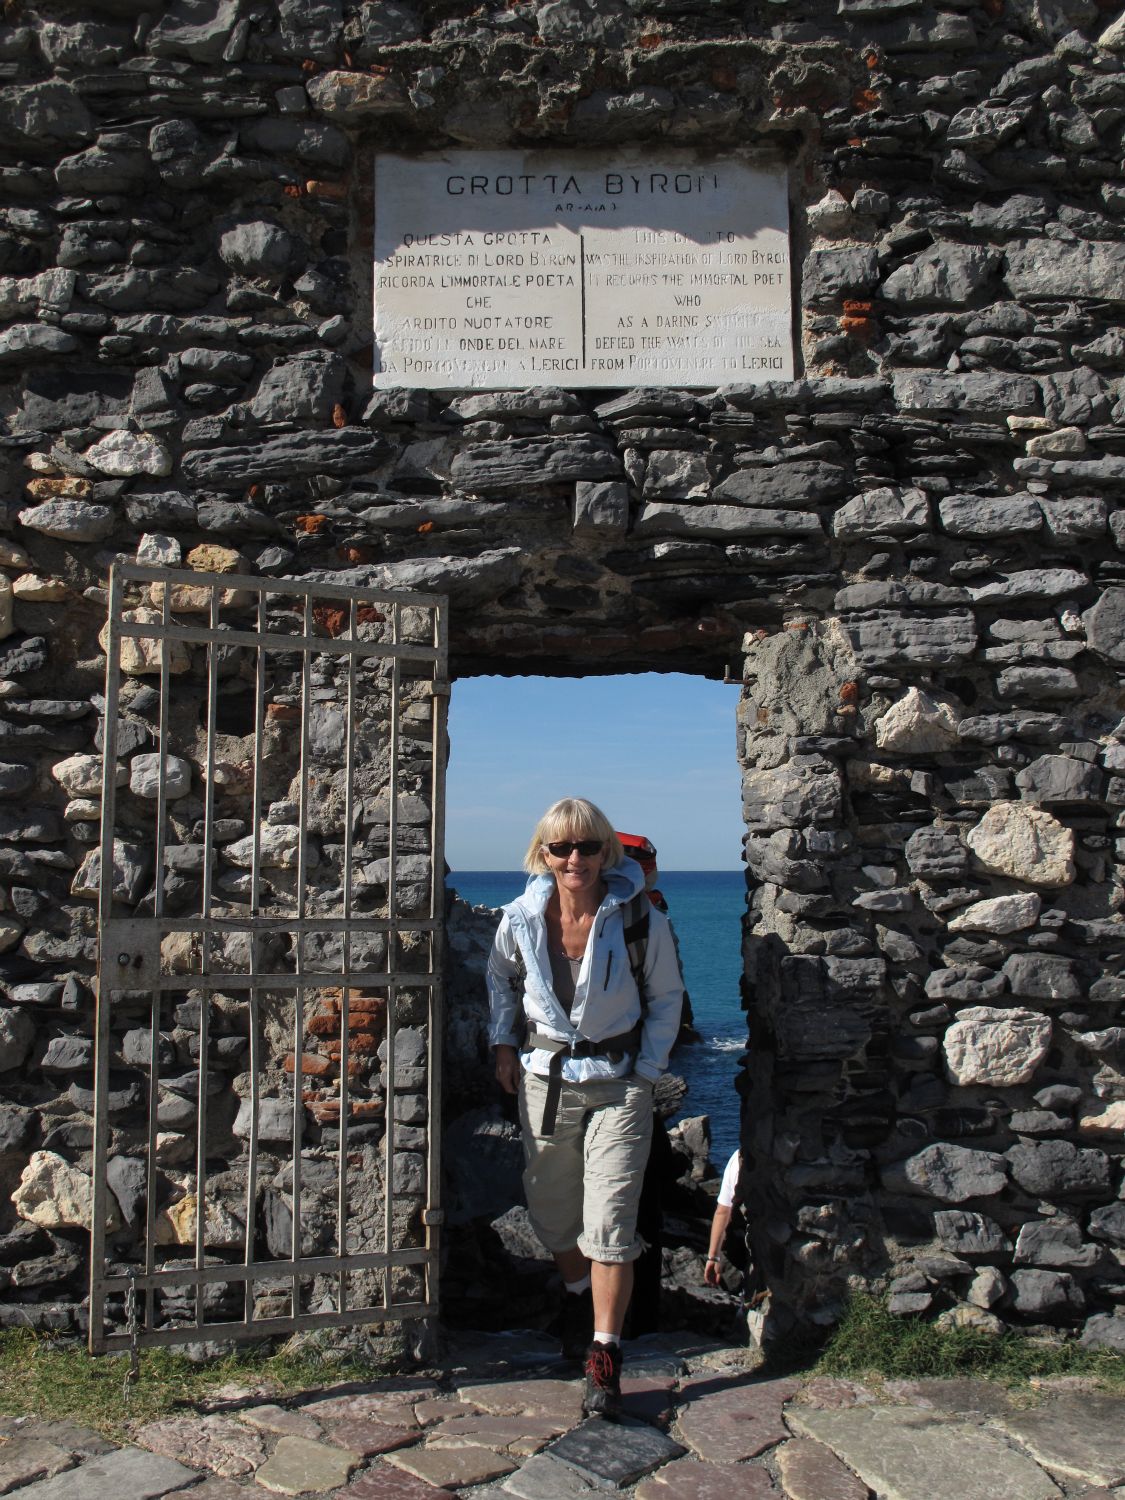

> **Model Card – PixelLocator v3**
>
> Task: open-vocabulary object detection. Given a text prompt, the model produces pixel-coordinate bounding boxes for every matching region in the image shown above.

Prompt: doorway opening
[444,670,746,1168]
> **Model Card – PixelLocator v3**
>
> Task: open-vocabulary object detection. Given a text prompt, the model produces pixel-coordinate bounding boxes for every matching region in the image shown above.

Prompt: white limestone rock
[1078,1100,1125,1137]
[137,532,182,567]
[83,429,172,477]
[224,825,320,869]
[874,686,962,753]
[98,608,192,675]
[0,1003,34,1069]
[11,573,67,601]
[51,752,124,797]
[947,892,1042,935]
[966,802,1076,886]
[129,752,192,800]
[155,1192,246,1250]
[12,1150,121,1231]
[1098,10,1125,49]
[943,1005,1052,1086]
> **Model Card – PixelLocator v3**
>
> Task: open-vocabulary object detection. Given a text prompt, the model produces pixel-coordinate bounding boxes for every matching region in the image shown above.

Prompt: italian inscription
[373,150,793,390]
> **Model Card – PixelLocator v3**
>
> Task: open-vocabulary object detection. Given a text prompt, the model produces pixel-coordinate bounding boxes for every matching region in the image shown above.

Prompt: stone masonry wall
[2,0,1125,1345]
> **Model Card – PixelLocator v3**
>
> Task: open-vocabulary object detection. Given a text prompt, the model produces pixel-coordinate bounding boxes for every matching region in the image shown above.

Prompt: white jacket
[486,856,685,1083]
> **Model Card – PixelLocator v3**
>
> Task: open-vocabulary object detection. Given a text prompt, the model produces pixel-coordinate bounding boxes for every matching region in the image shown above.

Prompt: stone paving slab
[0,1437,75,1492]
[13,1446,200,1499]
[415,1399,480,1425]
[620,1377,675,1429]
[547,1416,685,1489]
[240,1403,325,1440]
[990,1393,1125,1487]
[502,1451,600,1500]
[881,1379,1018,1416]
[786,1405,1062,1500]
[633,1456,778,1500]
[456,1379,585,1423]
[339,1463,461,1500]
[19,1420,116,1456]
[134,1413,267,1477]
[179,1481,249,1500]
[323,1416,426,1458]
[428,1411,567,1455]
[254,1434,361,1496]
[676,1378,800,1463]
[775,1437,869,1500]
[384,1441,519,1488]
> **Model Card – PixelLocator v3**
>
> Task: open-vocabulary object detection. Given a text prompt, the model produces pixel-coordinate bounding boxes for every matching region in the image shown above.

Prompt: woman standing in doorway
[488,798,685,1418]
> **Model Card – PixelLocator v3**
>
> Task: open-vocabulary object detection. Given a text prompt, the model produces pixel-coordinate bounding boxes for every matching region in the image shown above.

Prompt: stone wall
[1,0,1125,1345]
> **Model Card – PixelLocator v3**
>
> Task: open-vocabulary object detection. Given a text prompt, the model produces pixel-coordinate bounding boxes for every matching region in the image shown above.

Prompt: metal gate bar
[90,564,448,1353]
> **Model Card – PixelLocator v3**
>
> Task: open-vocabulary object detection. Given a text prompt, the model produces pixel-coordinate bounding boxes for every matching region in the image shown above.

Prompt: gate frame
[89,563,449,1354]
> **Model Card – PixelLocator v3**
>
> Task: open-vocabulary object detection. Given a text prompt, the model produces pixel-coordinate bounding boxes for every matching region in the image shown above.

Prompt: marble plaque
[373,150,792,389]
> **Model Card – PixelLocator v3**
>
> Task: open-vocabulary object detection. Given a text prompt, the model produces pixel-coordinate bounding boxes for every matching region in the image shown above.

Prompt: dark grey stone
[249,352,345,424]
[0,82,94,145]
[712,460,848,509]
[547,1417,684,1487]
[5,1446,199,1499]
[40,1036,93,1072]
[149,0,244,62]
[180,429,388,488]
[106,1155,146,1228]
[905,827,968,879]
[958,713,1069,745]
[1006,1138,1110,1199]
[842,611,977,668]
[450,438,621,495]
[0,1103,36,1155]
[894,371,1040,416]
[1002,953,1081,1003]
[1089,1203,1125,1247]
[933,1210,1011,1257]
[883,244,1000,306]
[0,763,34,799]
[1015,755,1104,804]
[1085,588,1125,665]
[1014,1219,1101,1269]
[1010,1268,1084,1319]
[1081,1314,1125,1352]
[803,247,879,303]
[220,220,306,279]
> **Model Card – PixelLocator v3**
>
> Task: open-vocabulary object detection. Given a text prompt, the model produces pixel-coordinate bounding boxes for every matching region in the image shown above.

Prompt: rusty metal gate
[89,563,448,1353]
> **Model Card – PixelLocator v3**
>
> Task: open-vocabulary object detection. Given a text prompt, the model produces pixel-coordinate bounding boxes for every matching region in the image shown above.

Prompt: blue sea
[445,869,747,1168]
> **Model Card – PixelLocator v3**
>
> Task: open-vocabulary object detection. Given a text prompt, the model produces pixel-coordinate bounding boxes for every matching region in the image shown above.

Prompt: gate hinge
[427,681,451,699]
[101,921,162,988]
[422,1208,444,1226]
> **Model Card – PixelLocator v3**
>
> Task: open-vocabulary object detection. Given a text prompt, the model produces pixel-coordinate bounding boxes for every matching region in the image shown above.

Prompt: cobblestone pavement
[5,1329,1125,1500]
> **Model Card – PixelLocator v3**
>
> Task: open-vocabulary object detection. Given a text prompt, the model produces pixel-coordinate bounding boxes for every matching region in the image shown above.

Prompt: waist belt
[527,1025,642,1136]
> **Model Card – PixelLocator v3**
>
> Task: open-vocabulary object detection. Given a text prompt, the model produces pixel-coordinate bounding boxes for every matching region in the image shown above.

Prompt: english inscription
[374,150,792,390]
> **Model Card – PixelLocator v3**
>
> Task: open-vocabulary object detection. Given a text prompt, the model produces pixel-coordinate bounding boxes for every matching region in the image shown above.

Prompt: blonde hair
[523,798,625,874]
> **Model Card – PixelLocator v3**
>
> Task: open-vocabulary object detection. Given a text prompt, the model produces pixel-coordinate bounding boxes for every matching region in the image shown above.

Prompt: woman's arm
[704,1203,733,1286]
[633,908,685,1082]
[486,915,523,1048]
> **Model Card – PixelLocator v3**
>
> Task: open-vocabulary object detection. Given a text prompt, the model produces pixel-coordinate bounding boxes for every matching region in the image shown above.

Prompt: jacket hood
[505,854,646,918]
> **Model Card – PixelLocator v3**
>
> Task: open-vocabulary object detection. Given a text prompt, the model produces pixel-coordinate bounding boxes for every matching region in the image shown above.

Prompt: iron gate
[89,563,448,1352]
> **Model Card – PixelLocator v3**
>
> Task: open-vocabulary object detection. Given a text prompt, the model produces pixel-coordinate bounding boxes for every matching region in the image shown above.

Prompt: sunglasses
[545,840,603,858]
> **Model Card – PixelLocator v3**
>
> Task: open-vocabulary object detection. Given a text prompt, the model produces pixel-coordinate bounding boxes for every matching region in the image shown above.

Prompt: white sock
[565,1276,591,1295]
[593,1330,620,1347]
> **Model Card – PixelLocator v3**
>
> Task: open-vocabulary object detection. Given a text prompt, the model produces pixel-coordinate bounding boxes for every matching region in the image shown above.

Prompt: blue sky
[445,672,743,870]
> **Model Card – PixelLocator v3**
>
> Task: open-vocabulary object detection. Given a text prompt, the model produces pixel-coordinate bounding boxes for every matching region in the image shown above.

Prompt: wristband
[706,1256,719,1263]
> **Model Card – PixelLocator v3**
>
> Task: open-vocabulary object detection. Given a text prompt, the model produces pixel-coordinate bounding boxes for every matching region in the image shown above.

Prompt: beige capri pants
[518,1070,654,1264]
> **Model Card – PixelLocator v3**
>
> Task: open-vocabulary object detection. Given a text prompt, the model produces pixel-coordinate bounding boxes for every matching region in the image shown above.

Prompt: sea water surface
[446,868,747,1167]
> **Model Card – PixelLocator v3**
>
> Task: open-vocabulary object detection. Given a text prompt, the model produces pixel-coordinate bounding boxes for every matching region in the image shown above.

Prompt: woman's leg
[591,1259,633,1338]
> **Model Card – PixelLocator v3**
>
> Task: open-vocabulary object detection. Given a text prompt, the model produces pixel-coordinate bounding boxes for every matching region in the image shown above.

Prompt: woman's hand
[704,1254,723,1287]
[494,1044,520,1095]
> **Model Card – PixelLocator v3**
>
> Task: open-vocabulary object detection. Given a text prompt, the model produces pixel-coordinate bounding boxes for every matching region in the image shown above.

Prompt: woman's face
[542,833,606,897]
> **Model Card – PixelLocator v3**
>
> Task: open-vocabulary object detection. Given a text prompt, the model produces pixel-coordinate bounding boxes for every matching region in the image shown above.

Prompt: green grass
[0,1330,391,1442]
[816,1293,1125,1391]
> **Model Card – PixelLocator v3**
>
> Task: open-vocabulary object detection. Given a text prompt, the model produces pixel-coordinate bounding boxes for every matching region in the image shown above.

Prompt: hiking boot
[582,1340,623,1419]
[558,1286,594,1362]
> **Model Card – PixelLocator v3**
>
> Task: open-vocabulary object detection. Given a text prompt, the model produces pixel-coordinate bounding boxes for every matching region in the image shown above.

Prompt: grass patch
[816,1293,1125,1391]
[0,1330,390,1442]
